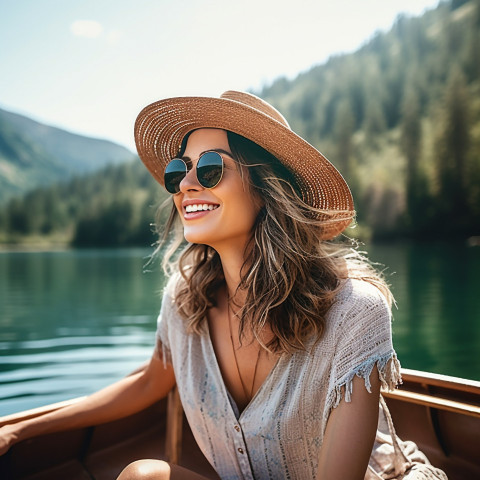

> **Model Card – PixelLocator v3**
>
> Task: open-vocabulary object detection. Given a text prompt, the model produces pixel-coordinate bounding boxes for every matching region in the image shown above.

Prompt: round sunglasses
[164,151,225,194]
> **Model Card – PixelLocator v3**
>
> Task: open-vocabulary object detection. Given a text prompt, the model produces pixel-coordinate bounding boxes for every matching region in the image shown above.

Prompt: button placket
[231,422,252,475]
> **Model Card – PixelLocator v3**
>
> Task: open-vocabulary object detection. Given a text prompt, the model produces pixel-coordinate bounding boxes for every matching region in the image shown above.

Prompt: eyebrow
[181,148,234,162]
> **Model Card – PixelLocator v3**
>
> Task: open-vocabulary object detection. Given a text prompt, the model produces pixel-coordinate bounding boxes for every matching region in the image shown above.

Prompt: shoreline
[0,242,71,253]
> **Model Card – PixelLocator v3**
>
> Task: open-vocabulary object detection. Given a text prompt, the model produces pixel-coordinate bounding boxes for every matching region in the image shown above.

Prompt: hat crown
[220,90,290,129]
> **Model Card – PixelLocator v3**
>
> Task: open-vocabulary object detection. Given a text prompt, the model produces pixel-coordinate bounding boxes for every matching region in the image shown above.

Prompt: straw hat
[135,90,354,239]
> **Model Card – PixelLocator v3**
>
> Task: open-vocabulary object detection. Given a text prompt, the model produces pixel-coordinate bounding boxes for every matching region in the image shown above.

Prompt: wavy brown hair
[155,131,392,354]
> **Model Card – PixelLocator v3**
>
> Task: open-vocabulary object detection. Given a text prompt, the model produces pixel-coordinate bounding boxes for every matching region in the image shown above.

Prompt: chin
[183,229,214,246]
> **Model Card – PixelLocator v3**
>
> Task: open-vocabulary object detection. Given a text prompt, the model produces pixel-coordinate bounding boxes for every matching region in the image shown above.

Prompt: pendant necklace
[227,301,262,401]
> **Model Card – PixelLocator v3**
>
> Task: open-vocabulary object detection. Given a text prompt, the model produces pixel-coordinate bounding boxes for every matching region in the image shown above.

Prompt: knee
[117,459,171,480]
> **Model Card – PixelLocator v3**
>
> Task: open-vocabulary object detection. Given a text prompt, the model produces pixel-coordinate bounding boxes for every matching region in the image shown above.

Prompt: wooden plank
[382,388,480,417]
[165,386,183,464]
[0,397,86,427]
[400,368,480,394]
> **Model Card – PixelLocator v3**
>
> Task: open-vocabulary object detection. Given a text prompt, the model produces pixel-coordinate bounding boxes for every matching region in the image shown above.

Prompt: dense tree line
[260,0,480,239]
[1,0,479,245]
[0,161,168,247]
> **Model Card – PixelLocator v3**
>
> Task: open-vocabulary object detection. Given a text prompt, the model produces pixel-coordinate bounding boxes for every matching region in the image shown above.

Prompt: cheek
[173,197,183,217]
[224,192,261,230]
[239,184,263,222]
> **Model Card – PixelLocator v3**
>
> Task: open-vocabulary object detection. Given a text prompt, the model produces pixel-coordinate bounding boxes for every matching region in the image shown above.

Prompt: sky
[0,0,441,152]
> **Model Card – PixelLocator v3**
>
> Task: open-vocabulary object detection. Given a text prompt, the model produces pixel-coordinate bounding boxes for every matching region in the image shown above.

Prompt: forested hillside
[1,0,479,246]
[0,107,135,203]
[0,160,165,246]
[259,0,480,239]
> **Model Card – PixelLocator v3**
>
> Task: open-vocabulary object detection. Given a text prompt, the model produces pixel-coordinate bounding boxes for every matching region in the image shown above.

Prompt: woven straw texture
[135,91,354,239]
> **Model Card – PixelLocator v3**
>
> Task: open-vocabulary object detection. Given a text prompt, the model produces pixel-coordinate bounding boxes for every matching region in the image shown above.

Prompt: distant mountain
[0,107,135,203]
[1,0,479,243]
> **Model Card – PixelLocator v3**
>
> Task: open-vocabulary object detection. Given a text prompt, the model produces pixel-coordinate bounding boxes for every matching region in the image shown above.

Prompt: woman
[1,91,403,479]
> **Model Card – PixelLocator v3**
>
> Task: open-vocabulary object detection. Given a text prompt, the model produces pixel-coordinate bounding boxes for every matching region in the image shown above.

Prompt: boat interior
[0,368,479,480]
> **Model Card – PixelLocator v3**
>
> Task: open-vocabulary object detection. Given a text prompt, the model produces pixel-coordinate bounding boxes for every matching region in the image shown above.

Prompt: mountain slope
[256,0,480,238]
[0,107,135,203]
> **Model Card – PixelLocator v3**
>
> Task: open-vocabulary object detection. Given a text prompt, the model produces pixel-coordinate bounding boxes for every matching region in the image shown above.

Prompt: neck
[214,243,250,306]
[221,253,245,305]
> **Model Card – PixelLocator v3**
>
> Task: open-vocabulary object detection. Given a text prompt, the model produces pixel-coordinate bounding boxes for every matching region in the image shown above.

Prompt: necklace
[227,301,262,401]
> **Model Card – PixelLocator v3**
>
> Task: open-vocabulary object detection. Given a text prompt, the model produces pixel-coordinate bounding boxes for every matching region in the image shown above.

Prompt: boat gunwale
[1,368,480,427]
[400,368,480,393]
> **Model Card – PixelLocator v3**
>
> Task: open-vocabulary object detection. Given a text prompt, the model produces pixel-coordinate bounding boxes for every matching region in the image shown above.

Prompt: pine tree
[333,98,355,180]
[400,85,429,233]
[434,67,472,234]
[332,98,361,205]
[363,95,387,149]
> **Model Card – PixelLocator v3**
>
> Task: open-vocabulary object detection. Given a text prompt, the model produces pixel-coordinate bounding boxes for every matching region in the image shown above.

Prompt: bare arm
[0,348,176,456]
[317,367,381,480]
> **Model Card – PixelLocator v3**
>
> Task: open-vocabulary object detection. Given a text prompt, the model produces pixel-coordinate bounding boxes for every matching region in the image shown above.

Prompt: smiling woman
[0,91,447,480]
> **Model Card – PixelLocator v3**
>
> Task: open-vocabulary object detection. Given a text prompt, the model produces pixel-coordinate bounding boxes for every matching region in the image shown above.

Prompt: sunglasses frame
[164,151,225,194]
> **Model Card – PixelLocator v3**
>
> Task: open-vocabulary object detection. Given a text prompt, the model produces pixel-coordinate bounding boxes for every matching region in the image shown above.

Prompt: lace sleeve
[326,280,402,412]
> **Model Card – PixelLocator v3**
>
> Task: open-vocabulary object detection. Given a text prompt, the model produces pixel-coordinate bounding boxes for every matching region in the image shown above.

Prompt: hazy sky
[0,0,441,151]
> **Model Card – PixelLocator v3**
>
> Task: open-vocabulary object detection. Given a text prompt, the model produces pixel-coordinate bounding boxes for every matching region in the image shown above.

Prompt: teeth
[185,204,218,213]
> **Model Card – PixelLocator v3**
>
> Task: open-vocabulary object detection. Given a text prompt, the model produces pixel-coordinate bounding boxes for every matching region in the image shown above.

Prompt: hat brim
[134,96,354,239]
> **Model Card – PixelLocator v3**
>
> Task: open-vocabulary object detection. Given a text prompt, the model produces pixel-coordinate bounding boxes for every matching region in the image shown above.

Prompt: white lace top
[156,277,401,480]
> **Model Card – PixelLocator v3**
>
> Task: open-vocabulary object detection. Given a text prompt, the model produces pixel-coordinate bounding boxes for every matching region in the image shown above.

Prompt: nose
[178,164,203,193]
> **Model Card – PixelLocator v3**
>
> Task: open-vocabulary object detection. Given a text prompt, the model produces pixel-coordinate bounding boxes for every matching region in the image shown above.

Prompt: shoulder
[158,272,185,321]
[327,278,392,335]
[337,278,390,309]
[157,272,188,335]
[164,271,182,297]
[163,271,188,301]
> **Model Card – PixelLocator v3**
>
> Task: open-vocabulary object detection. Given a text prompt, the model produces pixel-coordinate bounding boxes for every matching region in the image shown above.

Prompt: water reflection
[368,242,480,379]
[0,248,165,415]
[0,244,479,416]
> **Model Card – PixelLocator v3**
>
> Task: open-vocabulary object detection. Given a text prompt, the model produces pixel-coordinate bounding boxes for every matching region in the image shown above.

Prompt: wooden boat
[0,368,479,480]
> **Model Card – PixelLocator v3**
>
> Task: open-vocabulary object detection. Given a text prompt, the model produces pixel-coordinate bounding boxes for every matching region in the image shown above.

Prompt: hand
[0,423,20,456]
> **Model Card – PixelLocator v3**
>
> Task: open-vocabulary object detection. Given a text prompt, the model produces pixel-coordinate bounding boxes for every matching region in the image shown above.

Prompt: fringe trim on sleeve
[328,353,402,411]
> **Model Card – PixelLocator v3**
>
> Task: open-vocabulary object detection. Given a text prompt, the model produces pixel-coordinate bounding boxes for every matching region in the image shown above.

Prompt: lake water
[0,243,479,416]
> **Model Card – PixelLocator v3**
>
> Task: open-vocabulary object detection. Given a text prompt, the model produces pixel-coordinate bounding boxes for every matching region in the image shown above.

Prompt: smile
[185,204,219,213]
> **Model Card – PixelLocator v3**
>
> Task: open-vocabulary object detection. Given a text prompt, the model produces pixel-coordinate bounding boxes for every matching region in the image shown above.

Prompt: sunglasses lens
[164,159,187,194]
[197,152,224,189]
